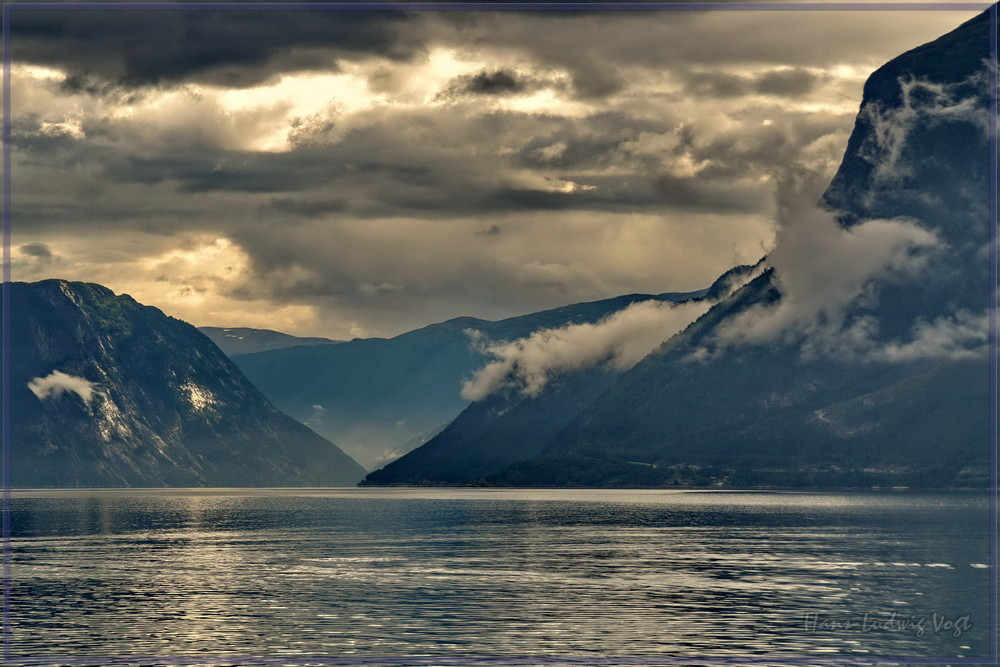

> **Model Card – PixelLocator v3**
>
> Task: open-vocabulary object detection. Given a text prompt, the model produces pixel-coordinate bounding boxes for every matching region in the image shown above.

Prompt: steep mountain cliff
[507,9,992,488]
[371,9,993,488]
[6,280,366,487]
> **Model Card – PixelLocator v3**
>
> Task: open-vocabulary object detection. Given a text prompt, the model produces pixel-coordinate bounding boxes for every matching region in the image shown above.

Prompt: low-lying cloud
[872,310,990,362]
[28,370,98,404]
[462,298,711,401]
[712,173,940,355]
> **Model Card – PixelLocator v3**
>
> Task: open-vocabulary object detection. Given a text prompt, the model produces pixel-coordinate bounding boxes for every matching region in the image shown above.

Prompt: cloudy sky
[7,1,984,338]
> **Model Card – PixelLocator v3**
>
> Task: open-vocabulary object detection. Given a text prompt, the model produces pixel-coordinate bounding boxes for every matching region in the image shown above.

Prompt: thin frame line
[2,2,996,10]
[0,655,997,666]
[3,1,13,664]
[1,2,996,666]
[990,1,999,663]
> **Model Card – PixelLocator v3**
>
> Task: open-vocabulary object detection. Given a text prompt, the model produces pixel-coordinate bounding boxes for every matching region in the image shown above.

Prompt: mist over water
[7,489,991,662]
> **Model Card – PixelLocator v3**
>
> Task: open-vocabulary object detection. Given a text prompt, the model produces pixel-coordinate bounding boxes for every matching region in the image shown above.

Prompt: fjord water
[8,489,991,662]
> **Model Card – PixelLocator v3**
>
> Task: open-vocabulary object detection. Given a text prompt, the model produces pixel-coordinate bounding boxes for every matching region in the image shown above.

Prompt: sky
[7,0,985,339]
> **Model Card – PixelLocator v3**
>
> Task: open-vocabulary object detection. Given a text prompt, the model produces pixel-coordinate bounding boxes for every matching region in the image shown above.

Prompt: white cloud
[872,310,990,362]
[859,74,989,185]
[39,118,85,140]
[712,172,939,355]
[27,370,98,404]
[461,298,711,401]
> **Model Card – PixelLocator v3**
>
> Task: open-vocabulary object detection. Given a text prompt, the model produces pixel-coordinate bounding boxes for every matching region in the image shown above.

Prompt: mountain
[6,280,367,487]
[361,365,620,485]
[198,327,341,356]
[362,266,755,484]
[231,289,706,469]
[369,9,992,488]
[493,274,988,488]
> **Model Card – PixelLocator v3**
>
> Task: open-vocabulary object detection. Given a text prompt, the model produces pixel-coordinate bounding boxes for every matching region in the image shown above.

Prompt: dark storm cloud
[755,68,822,96]
[652,173,764,212]
[366,168,679,217]
[482,188,586,211]
[100,150,354,194]
[567,57,624,99]
[14,7,974,99]
[451,69,528,96]
[12,124,81,154]
[11,93,841,235]
[269,109,686,216]
[19,243,54,259]
[58,74,148,104]
[261,197,349,218]
[514,112,671,169]
[680,68,824,99]
[485,174,766,215]
[472,10,976,72]
[682,71,748,98]
[14,9,423,89]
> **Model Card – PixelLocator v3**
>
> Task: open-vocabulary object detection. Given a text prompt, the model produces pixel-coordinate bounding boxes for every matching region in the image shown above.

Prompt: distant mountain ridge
[7,280,366,487]
[361,364,620,485]
[231,288,708,470]
[199,326,341,356]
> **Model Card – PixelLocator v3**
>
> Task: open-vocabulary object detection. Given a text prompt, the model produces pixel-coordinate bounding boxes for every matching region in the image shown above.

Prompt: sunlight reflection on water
[7,488,992,662]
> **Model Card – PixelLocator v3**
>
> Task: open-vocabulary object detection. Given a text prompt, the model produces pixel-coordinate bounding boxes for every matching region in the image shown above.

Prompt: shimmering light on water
[7,489,992,662]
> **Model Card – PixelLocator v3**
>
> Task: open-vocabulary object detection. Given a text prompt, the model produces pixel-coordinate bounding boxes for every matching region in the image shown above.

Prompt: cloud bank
[462,298,711,401]
[28,370,98,404]
[8,9,980,338]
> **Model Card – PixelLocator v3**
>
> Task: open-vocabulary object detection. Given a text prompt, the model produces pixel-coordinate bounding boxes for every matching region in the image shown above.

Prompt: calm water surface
[7,488,993,664]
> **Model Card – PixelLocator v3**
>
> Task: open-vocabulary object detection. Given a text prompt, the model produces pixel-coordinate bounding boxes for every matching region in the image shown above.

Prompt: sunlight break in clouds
[462,298,711,401]
[28,370,98,404]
